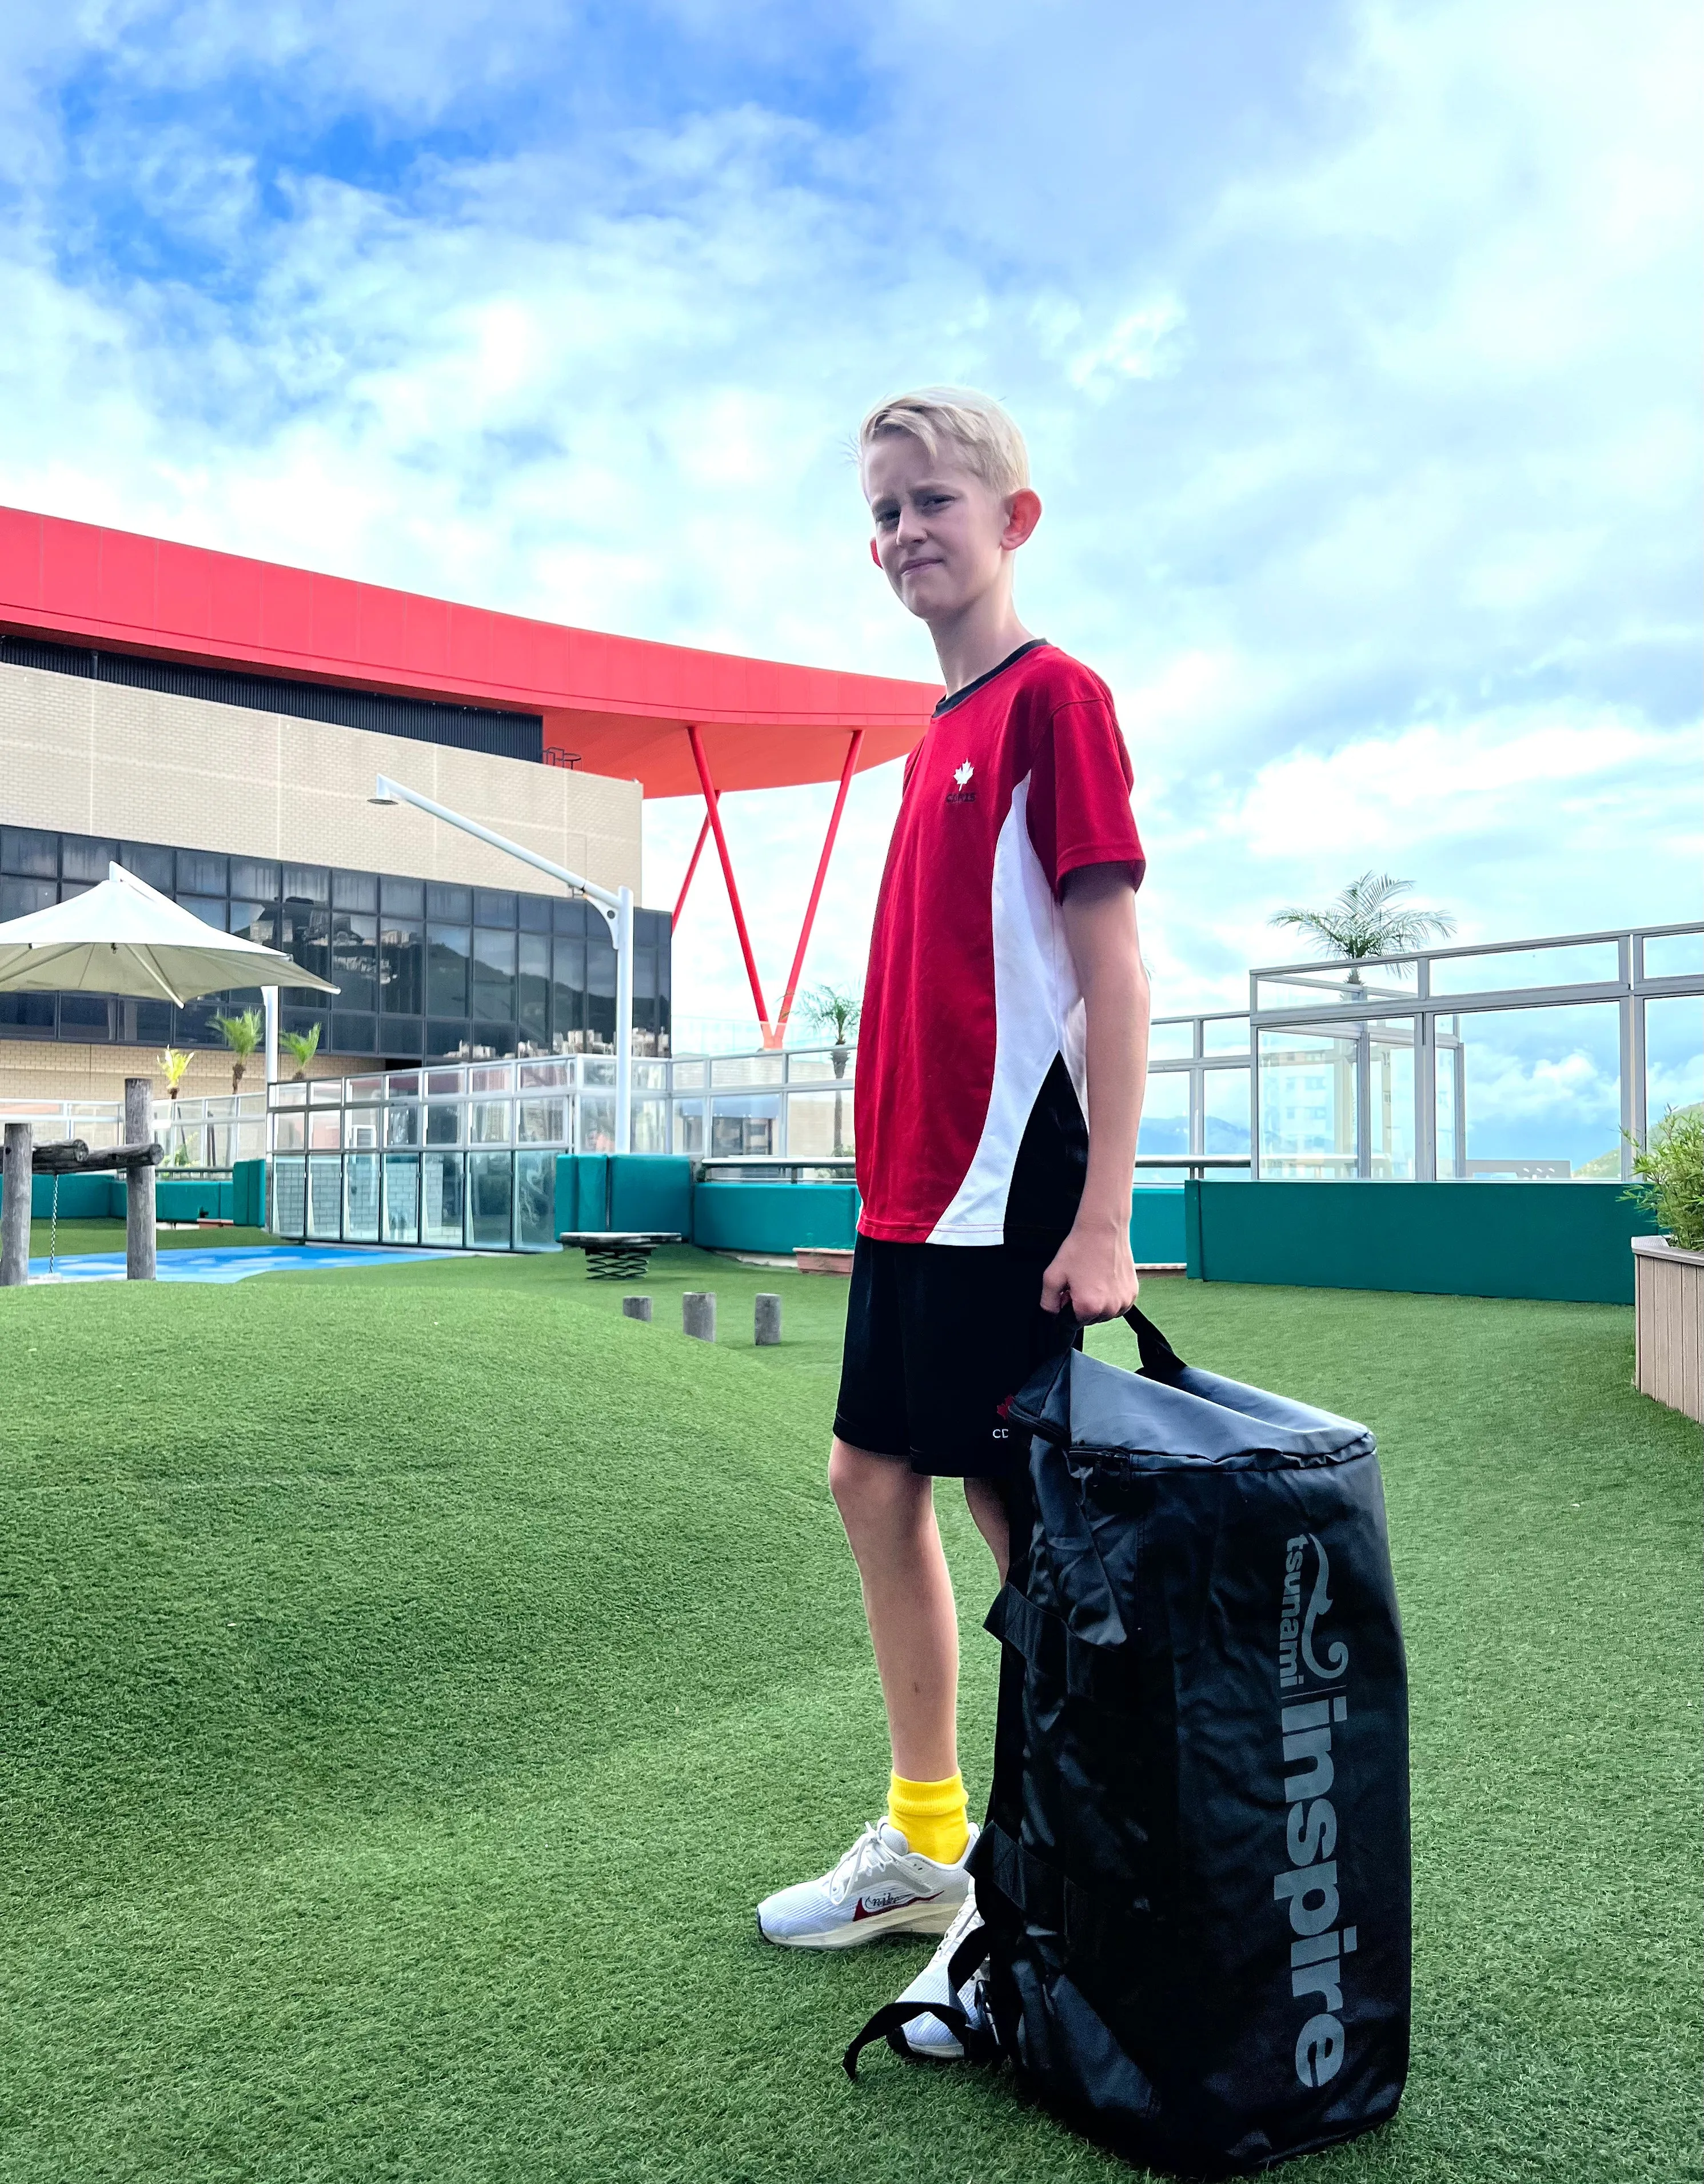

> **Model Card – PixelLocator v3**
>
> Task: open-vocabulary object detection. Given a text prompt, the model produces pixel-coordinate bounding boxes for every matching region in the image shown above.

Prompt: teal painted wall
[232,1159,268,1228]
[1185,1179,1657,1304]
[1130,1187,1187,1264]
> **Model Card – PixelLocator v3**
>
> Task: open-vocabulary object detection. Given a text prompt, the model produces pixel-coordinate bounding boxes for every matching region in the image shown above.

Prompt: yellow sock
[887,1769,969,1865]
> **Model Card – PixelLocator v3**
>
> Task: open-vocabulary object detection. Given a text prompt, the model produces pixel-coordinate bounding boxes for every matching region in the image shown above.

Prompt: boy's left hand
[1040,1219,1140,1324]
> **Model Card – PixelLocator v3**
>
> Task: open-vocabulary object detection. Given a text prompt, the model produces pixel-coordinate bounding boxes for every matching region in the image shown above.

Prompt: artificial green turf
[0,1253,1697,2183]
[24,1219,280,1256]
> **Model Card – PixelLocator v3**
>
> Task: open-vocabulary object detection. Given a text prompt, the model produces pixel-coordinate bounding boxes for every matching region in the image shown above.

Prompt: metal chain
[50,1171,59,1276]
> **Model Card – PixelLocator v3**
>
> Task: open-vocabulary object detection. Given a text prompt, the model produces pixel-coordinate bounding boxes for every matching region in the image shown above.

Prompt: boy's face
[863,430,1038,626]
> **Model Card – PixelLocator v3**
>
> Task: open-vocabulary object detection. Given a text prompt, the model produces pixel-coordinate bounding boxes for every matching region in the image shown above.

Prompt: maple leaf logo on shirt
[954,762,974,787]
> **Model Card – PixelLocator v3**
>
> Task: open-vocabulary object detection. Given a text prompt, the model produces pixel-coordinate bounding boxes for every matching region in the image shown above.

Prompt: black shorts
[832,1235,1080,1478]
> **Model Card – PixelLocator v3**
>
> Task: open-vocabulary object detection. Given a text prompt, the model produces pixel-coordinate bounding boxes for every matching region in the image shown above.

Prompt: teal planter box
[232,1158,268,1228]
[155,1176,233,1223]
[1131,1187,1187,1264]
[1185,1179,1658,1305]
[3,1172,121,1220]
[691,1182,860,1255]
[554,1154,693,1238]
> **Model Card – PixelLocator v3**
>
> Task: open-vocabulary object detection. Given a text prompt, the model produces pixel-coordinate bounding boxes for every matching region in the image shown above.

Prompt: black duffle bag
[847,1309,1411,2178]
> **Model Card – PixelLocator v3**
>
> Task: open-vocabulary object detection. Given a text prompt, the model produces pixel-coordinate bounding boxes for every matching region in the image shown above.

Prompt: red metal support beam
[686,724,773,1041]
[771,730,864,1044]
[673,808,713,926]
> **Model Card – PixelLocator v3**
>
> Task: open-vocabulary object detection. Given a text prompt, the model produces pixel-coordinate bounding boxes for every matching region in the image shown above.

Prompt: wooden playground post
[1,1121,30,1287]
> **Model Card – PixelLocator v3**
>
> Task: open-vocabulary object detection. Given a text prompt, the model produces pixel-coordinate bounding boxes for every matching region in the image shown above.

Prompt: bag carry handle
[1123,1303,1188,1382]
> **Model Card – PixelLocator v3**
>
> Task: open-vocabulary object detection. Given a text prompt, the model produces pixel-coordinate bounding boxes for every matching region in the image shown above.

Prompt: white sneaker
[757,1820,976,1949]
[892,1888,989,2058]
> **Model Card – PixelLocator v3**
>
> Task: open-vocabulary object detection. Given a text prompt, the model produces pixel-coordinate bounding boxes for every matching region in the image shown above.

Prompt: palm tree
[801,984,861,1155]
[1269,873,1455,986]
[211,1007,264,1095]
[158,1046,195,1163]
[281,1025,322,1081]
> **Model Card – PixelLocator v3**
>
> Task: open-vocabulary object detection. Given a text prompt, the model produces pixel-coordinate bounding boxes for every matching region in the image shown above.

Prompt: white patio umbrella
[0,862,338,1004]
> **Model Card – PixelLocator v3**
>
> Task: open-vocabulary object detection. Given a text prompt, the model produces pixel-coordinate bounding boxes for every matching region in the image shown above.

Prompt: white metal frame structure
[369,773,636,1151]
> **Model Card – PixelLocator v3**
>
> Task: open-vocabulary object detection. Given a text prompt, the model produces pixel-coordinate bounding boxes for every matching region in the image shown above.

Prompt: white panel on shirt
[927,775,1088,1245]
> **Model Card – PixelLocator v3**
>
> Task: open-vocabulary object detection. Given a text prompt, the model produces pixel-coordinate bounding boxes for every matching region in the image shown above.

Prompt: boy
[757,388,1151,2056]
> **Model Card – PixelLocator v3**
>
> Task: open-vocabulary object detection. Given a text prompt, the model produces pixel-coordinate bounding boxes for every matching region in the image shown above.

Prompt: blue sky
[1,0,1698,1059]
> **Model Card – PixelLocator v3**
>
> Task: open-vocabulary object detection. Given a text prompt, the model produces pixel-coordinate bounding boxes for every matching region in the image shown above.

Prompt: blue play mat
[25,1245,454,1285]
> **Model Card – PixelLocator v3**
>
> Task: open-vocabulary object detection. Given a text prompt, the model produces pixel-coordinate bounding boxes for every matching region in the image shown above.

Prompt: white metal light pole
[369,774,636,1153]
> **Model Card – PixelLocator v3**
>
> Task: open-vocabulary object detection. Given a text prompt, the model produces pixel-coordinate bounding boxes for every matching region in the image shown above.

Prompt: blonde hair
[857,385,1029,497]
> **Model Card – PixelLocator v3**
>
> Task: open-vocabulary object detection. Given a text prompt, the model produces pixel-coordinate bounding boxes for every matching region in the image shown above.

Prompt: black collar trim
[932,639,1049,717]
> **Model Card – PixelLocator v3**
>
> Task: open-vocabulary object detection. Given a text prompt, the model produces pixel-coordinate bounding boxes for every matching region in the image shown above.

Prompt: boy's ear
[869,538,881,567]
[1002,489,1043,551]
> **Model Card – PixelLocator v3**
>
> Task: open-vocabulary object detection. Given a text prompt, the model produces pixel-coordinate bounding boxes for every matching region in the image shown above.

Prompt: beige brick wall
[0,660,642,896]
[0,1040,354,1109]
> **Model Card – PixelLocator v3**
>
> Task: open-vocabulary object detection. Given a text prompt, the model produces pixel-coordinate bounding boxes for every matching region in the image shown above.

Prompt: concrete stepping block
[755,1293,782,1345]
[683,1291,716,1342]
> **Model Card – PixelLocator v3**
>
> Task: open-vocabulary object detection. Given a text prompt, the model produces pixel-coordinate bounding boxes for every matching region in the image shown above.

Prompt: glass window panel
[60,836,118,883]
[582,1057,617,1088]
[786,1088,856,1157]
[711,1095,779,1156]
[1367,1021,1416,1179]
[332,870,378,912]
[232,858,280,900]
[427,1021,470,1061]
[1443,1004,1620,1178]
[470,1100,510,1144]
[382,1154,420,1244]
[2,827,57,877]
[343,1106,382,1150]
[468,1150,512,1247]
[551,936,585,1051]
[272,1081,309,1107]
[271,1157,306,1237]
[280,902,331,995]
[386,1071,421,1097]
[309,1078,343,1105]
[428,882,471,922]
[332,911,378,1011]
[518,1059,570,1090]
[426,1068,464,1096]
[381,875,424,916]
[580,1094,617,1153]
[348,1074,385,1102]
[385,1103,421,1147]
[632,1101,668,1153]
[514,1149,557,1249]
[518,894,552,932]
[426,924,470,1015]
[1643,931,1703,981]
[469,1063,513,1095]
[1645,994,1702,1126]
[586,928,616,1052]
[121,842,175,890]
[0,991,55,1030]
[283,864,329,904]
[1256,975,1374,1014]
[1203,1017,1250,1055]
[1147,1021,1195,1061]
[785,1051,849,1084]
[421,1151,465,1246]
[272,1112,306,1153]
[1204,1069,1251,1157]
[633,1061,667,1091]
[344,1152,381,1241]
[553,896,586,935]
[1138,1069,1189,1157]
[172,851,226,895]
[472,928,516,1018]
[673,1099,705,1155]
[1,878,55,919]
[178,894,225,928]
[425,1102,462,1145]
[672,1061,708,1090]
[1431,942,1619,998]
[474,888,517,927]
[1259,1030,1359,1179]
[518,932,550,1047]
[306,1154,342,1238]
[229,900,274,947]
[308,1110,342,1149]
[470,1022,517,1061]
[60,994,112,1039]
[380,907,423,1015]
[518,1096,567,1143]
[712,1054,785,1086]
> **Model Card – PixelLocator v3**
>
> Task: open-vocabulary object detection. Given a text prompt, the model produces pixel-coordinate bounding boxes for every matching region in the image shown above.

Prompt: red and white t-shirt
[855,641,1145,1249]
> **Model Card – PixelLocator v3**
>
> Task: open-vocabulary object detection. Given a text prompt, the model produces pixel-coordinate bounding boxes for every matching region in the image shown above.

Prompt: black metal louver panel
[0,634,544,763]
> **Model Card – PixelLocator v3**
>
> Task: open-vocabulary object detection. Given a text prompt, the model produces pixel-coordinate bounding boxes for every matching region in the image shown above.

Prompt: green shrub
[1625,1105,1704,1252]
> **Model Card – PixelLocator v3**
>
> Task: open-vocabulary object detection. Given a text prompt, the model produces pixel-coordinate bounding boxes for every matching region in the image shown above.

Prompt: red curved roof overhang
[0,505,939,797]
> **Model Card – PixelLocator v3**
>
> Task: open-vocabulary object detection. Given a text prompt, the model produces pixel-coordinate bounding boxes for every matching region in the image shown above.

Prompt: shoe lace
[825,1822,895,1906]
